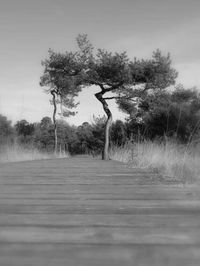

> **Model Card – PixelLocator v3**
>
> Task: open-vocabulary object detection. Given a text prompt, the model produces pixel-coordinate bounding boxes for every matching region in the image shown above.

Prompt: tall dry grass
[0,144,69,163]
[109,141,200,183]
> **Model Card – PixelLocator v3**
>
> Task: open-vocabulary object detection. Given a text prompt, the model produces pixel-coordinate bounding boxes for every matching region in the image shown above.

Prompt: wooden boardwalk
[0,156,200,266]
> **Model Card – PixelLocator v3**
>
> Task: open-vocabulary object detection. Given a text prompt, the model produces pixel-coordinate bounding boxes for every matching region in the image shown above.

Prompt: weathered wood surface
[0,156,200,266]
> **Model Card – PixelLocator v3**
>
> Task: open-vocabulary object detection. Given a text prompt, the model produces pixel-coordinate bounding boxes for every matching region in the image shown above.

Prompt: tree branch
[103,96,136,101]
[102,81,124,93]
[103,96,120,100]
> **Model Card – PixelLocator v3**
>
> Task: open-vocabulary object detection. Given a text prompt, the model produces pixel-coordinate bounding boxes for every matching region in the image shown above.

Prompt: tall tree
[40,50,81,153]
[75,42,178,159]
[40,35,93,153]
[41,35,178,159]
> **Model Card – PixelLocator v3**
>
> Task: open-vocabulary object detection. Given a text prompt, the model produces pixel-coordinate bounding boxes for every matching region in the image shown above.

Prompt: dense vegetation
[1,85,200,157]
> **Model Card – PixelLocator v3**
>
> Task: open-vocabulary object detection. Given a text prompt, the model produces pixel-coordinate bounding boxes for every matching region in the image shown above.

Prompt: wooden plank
[0,157,200,266]
[0,244,200,266]
[0,214,200,228]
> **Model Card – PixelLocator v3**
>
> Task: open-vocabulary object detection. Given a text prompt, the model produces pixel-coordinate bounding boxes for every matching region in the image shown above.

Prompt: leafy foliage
[118,86,200,142]
[40,35,178,159]
[0,115,13,145]
[40,49,81,116]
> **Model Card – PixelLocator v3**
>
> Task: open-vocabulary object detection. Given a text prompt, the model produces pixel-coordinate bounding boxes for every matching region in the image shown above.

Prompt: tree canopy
[40,34,178,159]
[73,37,177,159]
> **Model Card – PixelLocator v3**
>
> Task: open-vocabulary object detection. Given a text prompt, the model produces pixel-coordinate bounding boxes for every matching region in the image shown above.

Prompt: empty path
[0,156,200,266]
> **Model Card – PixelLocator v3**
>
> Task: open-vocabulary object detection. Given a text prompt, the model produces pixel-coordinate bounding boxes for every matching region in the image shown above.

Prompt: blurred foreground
[0,157,199,266]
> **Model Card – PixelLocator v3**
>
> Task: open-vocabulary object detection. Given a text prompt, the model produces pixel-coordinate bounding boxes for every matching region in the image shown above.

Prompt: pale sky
[0,0,200,125]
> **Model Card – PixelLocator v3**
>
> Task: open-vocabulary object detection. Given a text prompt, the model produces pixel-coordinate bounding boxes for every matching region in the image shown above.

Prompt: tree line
[1,83,200,155]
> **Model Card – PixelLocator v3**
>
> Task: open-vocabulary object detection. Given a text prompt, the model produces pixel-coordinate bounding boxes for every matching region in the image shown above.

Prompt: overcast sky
[0,0,200,125]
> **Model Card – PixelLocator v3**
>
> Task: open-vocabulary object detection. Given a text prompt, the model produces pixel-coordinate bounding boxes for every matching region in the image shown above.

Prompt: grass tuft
[0,144,69,163]
[109,141,200,183]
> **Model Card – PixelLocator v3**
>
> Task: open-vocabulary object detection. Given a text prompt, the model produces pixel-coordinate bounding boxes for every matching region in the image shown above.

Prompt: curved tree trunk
[103,111,112,160]
[95,92,112,160]
[51,91,58,154]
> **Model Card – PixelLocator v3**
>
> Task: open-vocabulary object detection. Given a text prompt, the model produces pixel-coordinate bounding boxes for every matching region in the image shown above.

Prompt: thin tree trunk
[51,91,58,154]
[166,107,170,137]
[95,92,112,160]
[176,106,182,138]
